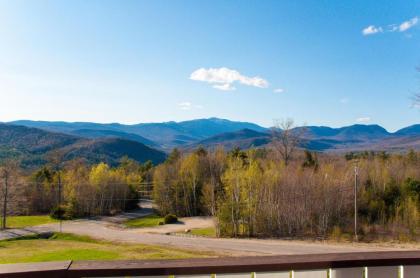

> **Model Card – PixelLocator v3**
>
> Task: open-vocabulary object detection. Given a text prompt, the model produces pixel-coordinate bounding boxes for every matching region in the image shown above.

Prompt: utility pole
[354,164,358,241]
[57,171,62,233]
[1,170,8,230]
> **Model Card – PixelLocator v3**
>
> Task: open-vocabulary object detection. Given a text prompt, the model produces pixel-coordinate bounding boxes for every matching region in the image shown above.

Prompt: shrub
[50,206,66,220]
[63,201,77,219]
[164,214,178,224]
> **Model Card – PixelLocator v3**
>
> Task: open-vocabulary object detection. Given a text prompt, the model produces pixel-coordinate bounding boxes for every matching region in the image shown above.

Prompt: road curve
[1,202,415,256]
[33,219,414,256]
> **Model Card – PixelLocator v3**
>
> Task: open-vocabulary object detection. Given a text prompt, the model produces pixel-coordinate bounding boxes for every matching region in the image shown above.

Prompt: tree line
[0,156,153,228]
[153,146,419,240]
[1,126,419,241]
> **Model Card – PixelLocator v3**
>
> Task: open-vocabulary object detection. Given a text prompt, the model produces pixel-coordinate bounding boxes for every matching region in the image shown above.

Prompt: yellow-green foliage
[153,148,420,239]
[12,148,420,240]
[24,157,152,218]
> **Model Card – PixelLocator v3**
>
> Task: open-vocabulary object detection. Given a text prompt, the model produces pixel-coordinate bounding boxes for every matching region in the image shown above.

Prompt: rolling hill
[0,124,79,154]
[68,129,159,148]
[298,124,390,141]
[10,118,267,149]
[58,137,166,166]
[0,124,166,167]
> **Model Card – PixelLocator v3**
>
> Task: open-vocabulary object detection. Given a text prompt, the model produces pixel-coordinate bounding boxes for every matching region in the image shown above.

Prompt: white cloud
[190,67,269,91]
[362,25,383,35]
[399,17,418,32]
[213,83,236,91]
[273,88,285,93]
[363,17,418,36]
[177,102,203,110]
[356,117,371,123]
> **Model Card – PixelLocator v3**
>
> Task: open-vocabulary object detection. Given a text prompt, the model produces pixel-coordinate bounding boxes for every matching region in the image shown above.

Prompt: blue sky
[0,0,419,131]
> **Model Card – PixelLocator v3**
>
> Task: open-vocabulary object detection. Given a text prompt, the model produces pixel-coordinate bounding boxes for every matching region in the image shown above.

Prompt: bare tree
[270,119,304,166]
[0,160,19,229]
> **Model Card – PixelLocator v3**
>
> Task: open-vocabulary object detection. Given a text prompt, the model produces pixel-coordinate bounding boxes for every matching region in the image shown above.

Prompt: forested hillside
[0,124,166,167]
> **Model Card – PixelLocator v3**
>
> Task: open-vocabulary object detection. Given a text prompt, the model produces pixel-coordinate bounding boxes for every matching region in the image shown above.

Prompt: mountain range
[1,118,419,167]
[10,118,265,149]
[185,123,420,152]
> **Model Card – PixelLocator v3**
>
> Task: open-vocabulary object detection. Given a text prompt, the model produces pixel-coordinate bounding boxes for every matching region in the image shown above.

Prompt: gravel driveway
[1,200,417,256]
[29,219,414,256]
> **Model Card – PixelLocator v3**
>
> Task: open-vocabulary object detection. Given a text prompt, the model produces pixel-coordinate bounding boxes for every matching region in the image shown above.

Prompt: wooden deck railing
[0,251,419,278]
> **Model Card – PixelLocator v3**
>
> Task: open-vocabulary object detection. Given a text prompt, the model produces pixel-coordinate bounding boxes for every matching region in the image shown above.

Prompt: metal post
[2,172,8,230]
[354,165,358,241]
[58,171,62,233]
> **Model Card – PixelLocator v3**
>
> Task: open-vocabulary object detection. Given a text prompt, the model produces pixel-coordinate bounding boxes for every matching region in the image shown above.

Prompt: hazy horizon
[5,116,419,132]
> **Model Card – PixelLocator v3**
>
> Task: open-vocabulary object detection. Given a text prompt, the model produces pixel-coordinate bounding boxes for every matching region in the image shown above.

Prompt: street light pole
[354,164,358,241]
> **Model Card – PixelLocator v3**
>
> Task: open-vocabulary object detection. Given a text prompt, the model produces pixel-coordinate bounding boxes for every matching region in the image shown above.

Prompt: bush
[164,214,178,224]
[50,206,66,220]
[63,201,77,219]
[158,221,164,225]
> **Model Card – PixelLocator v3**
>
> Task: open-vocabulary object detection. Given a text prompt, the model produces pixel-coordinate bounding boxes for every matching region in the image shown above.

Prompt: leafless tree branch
[271,119,305,166]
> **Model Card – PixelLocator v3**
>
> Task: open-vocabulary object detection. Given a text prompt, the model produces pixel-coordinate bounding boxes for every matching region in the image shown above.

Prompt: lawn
[5,215,58,229]
[0,233,215,264]
[190,227,217,237]
[124,213,164,228]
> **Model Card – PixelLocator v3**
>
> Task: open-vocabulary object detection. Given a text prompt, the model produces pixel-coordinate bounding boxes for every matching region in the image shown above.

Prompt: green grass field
[5,215,59,229]
[190,227,217,237]
[124,213,164,228]
[0,233,215,264]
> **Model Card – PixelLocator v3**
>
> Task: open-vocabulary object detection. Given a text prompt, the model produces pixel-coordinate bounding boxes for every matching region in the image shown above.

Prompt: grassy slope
[6,215,58,229]
[0,233,214,264]
[190,227,217,237]
[124,214,164,228]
